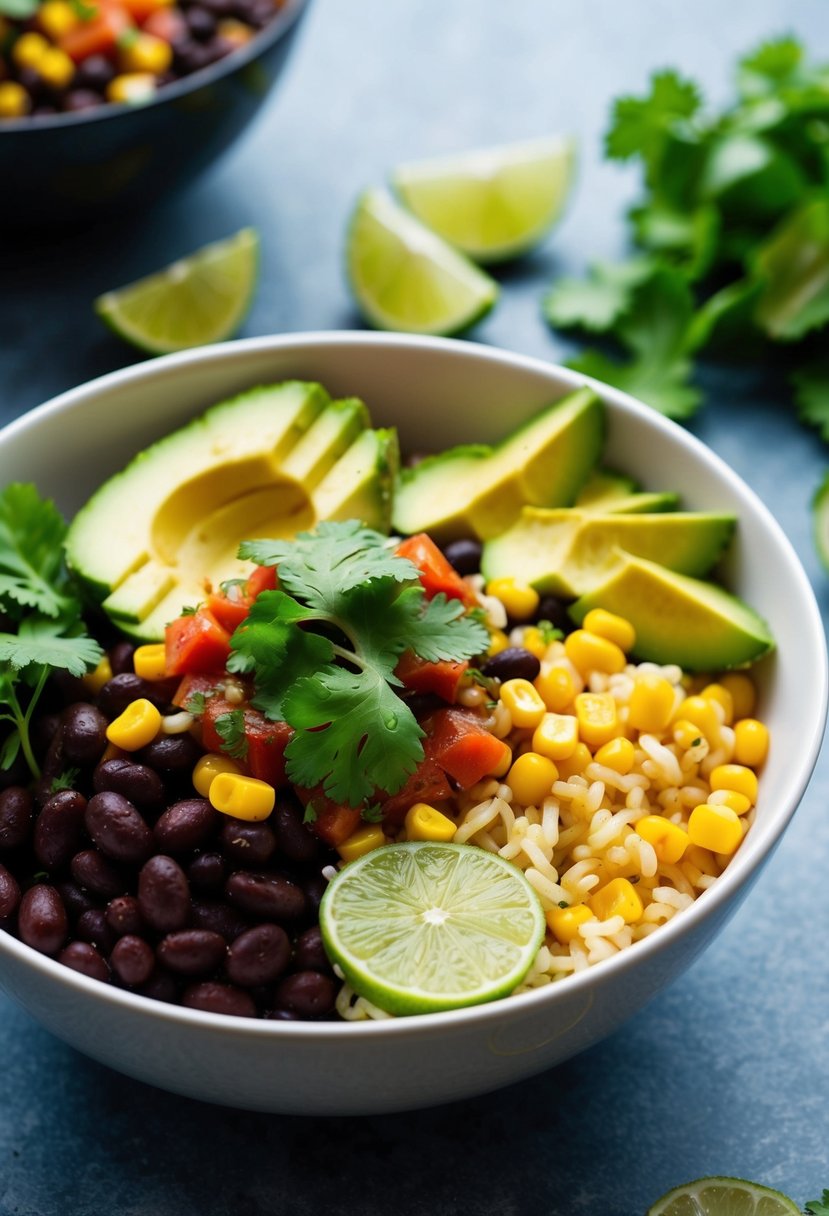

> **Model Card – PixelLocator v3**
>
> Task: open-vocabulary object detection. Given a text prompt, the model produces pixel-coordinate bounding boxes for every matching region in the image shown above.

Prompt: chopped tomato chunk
[395,533,475,604]
[395,650,468,703]
[294,785,362,847]
[378,752,453,826]
[206,589,250,634]
[201,697,292,788]
[165,608,231,677]
[60,5,132,61]
[245,564,278,599]
[424,707,510,789]
[171,671,227,709]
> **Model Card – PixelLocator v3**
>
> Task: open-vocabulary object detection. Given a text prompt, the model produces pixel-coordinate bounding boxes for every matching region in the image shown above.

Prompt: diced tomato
[424,707,510,789]
[60,5,133,62]
[171,671,227,709]
[119,0,169,23]
[378,753,453,826]
[395,650,468,703]
[295,785,362,847]
[245,564,278,600]
[165,608,232,677]
[141,4,186,38]
[206,590,250,634]
[395,533,475,605]
[201,696,292,788]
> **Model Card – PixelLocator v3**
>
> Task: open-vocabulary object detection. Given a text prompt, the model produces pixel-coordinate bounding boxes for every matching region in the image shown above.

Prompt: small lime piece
[319,841,545,1015]
[95,227,259,354]
[345,189,498,335]
[647,1177,802,1216]
[392,135,575,263]
[812,471,829,571]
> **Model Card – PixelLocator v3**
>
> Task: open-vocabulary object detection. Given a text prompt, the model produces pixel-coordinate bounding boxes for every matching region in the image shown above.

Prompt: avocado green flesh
[569,552,775,671]
[480,507,736,597]
[314,427,399,534]
[574,468,639,507]
[391,387,604,542]
[281,397,370,491]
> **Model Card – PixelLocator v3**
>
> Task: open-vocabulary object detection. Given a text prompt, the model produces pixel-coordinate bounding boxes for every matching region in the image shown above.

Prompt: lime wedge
[648,1177,802,1216]
[95,227,259,354]
[346,189,498,335]
[392,135,575,263]
[812,471,829,571]
[320,841,545,1015]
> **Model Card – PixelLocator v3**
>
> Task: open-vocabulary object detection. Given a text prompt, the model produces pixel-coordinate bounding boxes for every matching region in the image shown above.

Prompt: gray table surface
[2,1,829,1212]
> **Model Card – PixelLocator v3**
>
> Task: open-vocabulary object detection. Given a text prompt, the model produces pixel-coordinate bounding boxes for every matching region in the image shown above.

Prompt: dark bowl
[0,0,310,230]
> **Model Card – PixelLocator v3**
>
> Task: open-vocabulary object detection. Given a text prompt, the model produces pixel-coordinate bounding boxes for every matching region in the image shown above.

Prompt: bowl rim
[0,0,310,134]
[0,329,825,1041]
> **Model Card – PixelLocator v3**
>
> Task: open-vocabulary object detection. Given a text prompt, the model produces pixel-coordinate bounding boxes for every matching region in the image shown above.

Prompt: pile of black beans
[0,641,340,1021]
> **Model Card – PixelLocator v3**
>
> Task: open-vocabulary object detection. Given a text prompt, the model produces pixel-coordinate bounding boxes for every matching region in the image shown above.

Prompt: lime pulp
[647,1177,803,1216]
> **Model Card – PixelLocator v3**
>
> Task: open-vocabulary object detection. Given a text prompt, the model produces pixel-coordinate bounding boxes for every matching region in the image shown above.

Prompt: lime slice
[648,1177,802,1216]
[320,841,545,1015]
[812,471,829,570]
[345,189,498,335]
[95,227,259,354]
[392,135,575,263]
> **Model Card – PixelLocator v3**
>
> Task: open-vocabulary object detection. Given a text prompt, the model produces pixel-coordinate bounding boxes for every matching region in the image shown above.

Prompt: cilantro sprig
[229,521,488,807]
[806,1190,829,1215]
[0,484,103,779]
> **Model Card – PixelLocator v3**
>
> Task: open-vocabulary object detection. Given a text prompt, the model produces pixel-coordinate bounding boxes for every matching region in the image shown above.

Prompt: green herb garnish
[213,708,248,760]
[806,1190,829,1215]
[50,767,81,794]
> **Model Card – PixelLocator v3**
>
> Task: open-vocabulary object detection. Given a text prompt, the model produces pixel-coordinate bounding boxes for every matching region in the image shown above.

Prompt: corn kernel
[192,753,244,797]
[701,682,734,725]
[520,626,547,659]
[707,788,752,816]
[0,80,28,117]
[489,743,513,779]
[105,698,161,751]
[36,46,74,88]
[582,608,635,653]
[487,628,509,657]
[594,736,636,775]
[404,802,456,842]
[684,843,719,875]
[687,803,742,854]
[133,642,168,681]
[589,877,643,923]
[216,16,255,46]
[546,903,592,943]
[674,695,722,745]
[531,712,578,760]
[209,772,275,822]
[106,73,156,105]
[565,629,626,677]
[709,763,758,805]
[507,752,559,806]
[733,718,769,768]
[499,678,546,729]
[337,823,387,862]
[574,691,619,748]
[37,0,78,38]
[82,655,113,695]
[635,814,689,863]
[555,741,593,780]
[534,664,576,713]
[119,32,173,75]
[721,672,756,720]
[627,673,676,734]
[485,577,540,622]
[673,718,705,750]
[13,32,49,69]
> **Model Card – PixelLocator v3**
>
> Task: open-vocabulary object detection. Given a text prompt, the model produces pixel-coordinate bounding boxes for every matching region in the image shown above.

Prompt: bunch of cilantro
[226,521,489,809]
[543,35,829,430]
[0,484,102,779]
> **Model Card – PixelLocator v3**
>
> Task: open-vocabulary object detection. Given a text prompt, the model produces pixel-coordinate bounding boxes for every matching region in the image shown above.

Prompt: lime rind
[647,1176,802,1216]
[346,189,498,336]
[320,841,545,1016]
[95,227,260,355]
[392,135,576,263]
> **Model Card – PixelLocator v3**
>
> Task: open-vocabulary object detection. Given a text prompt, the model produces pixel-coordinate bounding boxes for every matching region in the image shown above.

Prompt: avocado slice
[391,387,604,542]
[569,552,775,671]
[314,427,399,533]
[481,507,736,597]
[574,469,678,514]
[281,397,370,491]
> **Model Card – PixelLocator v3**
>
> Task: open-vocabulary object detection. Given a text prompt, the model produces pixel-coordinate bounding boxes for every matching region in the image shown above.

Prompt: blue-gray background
[2,1,828,1213]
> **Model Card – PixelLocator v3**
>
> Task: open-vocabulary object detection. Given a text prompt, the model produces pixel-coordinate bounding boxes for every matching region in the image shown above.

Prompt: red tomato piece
[245,564,278,600]
[424,708,510,789]
[378,753,453,826]
[165,608,232,677]
[205,590,250,634]
[201,697,292,788]
[294,785,362,847]
[60,5,132,62]
[171,671,227,710]
[141,4,186,39]
[395,533,475,604]
[395,650,469,703]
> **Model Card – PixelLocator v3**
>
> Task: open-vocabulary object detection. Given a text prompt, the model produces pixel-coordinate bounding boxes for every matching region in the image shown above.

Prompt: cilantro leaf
[543,259,654,334]
[805,1189,829,1215]
[214,709,248,760]
[0,0,39,17]
[0,628,102,676]
[792,358,829,441]
[184,691,208,716]
[605,70,702,183]
[629,200,719,279]
[737,35,805,99]
[0,484,75,619]
[568,347,700,420]
[754,198,829,341]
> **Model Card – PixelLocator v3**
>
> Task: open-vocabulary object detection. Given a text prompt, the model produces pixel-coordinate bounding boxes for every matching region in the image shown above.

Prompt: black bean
[58,941,110,983]
[293,925,333,974]
[34,729,65,806]
[56,881,96,920]
[226,923,291,987]
[181,981,256,1017]
[71,849,127,900]
[272,792,319,864]
[154,798,218,853]
[219,820,276,867]
[76,909,117,954]
[186,6,217,38]
[187,852,227,894]
[442,538,483,576]
[225,871,306,922]
[0,786,33,851]
[536,595,576,636]
[246,0,274,27]
[34,789,88,870]
[138,734,200,775]
[0,863,21,920]
[62,88,102,113]
[138,855,190,933]
[31,712,62,758]
[481,646,542,684]
[272,970,337,1018]
[97,673,162,719]
[93,758,164,808]
[105,895,143,937]
[190,898,248,941]
[18,884,68,956]
[110,935,155,986]
[302,875,327,919]
[135,968,178,1004]
[157,929,226,976]
[85,791,153,864]
[263,1008,301,1021]
[107,641,135,676]
[172,38,213,73]
[61,703,108,764]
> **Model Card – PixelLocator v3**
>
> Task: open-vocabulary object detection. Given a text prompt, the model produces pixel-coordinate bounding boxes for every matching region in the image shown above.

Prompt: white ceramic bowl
[0,332,824,1115]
